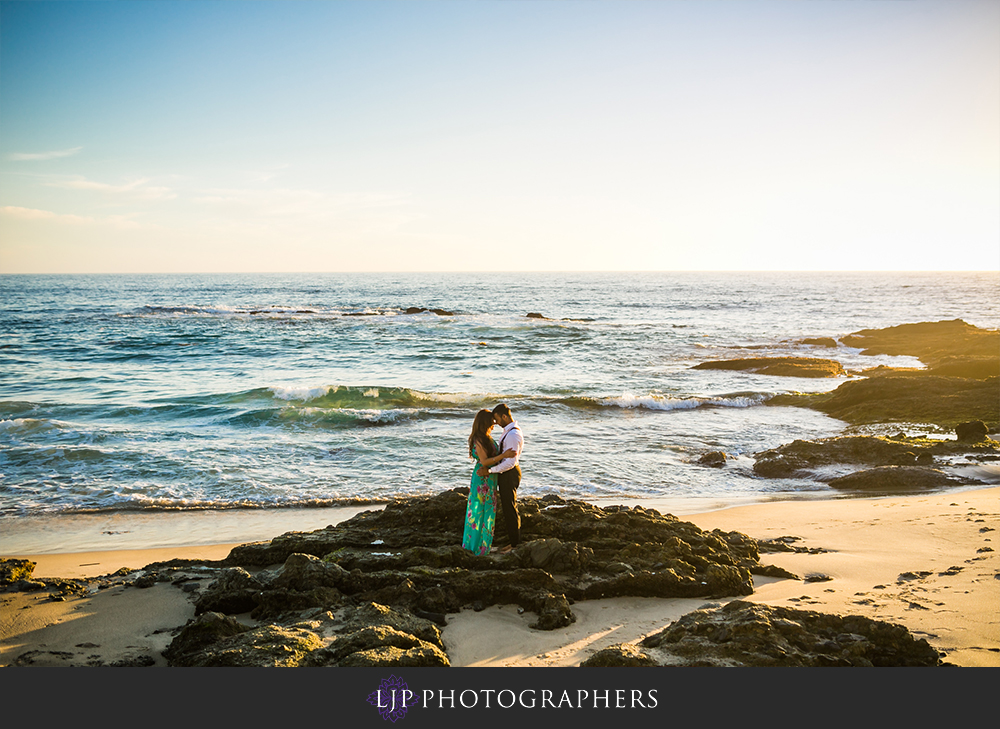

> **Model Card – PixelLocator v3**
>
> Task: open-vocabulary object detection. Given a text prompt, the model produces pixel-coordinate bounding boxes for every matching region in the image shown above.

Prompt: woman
[463,409,515,555]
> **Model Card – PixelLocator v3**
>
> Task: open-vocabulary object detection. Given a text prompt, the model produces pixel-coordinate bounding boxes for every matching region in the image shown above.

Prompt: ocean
[2,271,998,553]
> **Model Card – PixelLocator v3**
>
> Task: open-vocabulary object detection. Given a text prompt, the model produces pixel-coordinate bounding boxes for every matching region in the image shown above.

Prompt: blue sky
[1,0,998,273]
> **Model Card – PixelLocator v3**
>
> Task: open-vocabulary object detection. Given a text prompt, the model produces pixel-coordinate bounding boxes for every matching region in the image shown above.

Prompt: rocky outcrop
[194,567,263,615]
[0,558,35,585]
[766,321,999,428]
[581,600,944,667]
[840,319,998,365]
[163,602,449,667]
[0,558,92,597]
[692,357,845,378]
[219,491,768,631]
[769,376,999,430]
[752,434,999,480]
[826,466,975,492]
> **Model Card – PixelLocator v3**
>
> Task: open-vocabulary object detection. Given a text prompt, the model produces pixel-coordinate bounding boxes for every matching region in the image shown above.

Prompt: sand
[2,487,997,667]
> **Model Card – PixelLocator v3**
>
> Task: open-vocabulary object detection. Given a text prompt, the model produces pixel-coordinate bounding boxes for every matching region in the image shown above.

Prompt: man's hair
[492,403,512,419]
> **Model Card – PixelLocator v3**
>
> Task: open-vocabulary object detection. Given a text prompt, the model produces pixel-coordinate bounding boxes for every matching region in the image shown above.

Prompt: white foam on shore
[600,392,768,411]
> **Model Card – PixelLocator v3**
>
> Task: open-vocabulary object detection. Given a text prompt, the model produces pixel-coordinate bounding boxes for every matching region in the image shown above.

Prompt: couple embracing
[463,403,523,556]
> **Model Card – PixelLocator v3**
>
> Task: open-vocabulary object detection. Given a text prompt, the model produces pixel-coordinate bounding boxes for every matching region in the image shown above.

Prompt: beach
[3,485,996,668]
[2,276,998,668]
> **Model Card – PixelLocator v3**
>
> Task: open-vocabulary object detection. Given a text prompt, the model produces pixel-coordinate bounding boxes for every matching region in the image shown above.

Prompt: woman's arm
[475,443,516,467]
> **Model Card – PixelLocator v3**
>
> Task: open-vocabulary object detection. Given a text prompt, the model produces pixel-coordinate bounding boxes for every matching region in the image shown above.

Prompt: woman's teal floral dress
[462,439,498,555]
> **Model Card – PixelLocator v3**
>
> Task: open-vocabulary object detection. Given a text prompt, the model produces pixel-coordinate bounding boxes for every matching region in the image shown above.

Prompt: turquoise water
[1,272,997,528]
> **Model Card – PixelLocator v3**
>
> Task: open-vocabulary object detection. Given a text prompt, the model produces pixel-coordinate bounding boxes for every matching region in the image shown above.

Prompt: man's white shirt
[489,421,523,474]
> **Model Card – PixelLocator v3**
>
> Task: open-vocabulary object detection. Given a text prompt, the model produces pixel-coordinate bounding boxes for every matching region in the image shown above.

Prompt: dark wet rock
[224,490,770,631]
[522,538,592,573]
[166,623,324,667]
[768,320,999,428]
[840,319,998,364]
[770,376,999,430]
[250,585,342,622]
[265,552,349,591]
[753,564,801,580]
[195,567,264,616]
[164,601,450,668]
[628,600,943,666]
[339,602,444,648]
[404,307,454,316]
[827,466,975,492]
[752,435,999,480]
[927,356,1000,380]
[311,626,449,667]
[162,611,253,665]
[9,579,47,592]
[580,644,659,667]
[134,574,157,588]
[804,573,833,583]
[692,357,845,378]
[226,489,469,564]
[798,337,838,348]
[306,625,448,667]
[698,451,728,467]
[0,559,35,586]
[526,312,549,319]
[531,593,576,630]
[955,420,989,442]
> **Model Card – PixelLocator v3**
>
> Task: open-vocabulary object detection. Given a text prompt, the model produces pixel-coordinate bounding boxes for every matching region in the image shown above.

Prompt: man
[477,403,523,554]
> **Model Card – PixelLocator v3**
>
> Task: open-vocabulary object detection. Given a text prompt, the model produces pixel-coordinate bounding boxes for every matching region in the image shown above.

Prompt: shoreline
[6,481,997,561]
[2,485,997,667]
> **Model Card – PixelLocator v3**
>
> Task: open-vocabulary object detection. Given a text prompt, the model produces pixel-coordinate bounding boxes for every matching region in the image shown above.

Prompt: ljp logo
[367,675,420,722]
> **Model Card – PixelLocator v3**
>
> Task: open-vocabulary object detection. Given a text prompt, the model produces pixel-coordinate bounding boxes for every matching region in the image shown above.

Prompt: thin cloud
[0,205,142,228]
[46,176,176,200]
[8,147,83,161]
[193,187,408,217]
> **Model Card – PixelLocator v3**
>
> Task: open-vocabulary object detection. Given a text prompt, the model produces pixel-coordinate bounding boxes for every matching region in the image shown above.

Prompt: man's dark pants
[497,466,521,547]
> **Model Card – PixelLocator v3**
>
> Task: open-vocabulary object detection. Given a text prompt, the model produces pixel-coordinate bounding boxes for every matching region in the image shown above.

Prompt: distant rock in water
[841,319,998,361]
[526,312,549,319]
[404,307,454,316]
[766,321,999,428]
[769,375,999,429]
[698,451,728,467]
[692,357,845,378]
[581,601,944,667]
[955,420,990,442]
[843,319,998,381]
[798,337,838,348]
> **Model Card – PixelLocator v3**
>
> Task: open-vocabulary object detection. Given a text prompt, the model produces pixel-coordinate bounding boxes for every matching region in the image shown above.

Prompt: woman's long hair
[468,409,497,459]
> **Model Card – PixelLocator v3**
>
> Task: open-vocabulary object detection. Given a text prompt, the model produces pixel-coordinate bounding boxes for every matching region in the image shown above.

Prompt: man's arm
[489,429,522,474]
